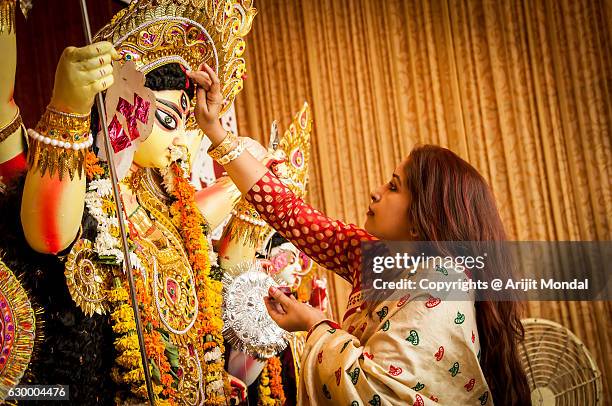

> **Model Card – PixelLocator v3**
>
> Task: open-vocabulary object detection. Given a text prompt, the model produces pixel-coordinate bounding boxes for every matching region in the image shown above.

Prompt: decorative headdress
[92,0,256,178]
[269,102,312,198]
[94,0,256,118]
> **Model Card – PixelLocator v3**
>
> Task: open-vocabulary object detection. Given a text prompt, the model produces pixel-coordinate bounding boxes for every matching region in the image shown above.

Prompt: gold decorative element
[45,106,89,119]
[0,0,33,34]
[0,0,16,34]
[128,169,201,329]
[223,198,270,248]
[0,108,22,143]
[64,239,113,316]
[18,0,31,18]
[207,131,237,161]
[216,138,244,165]
[273,102,312,198]
[36,107,91,137]
[27,108,91,181]
[0,259,36,401]
[121,168,206,403]
[93,0,257,117]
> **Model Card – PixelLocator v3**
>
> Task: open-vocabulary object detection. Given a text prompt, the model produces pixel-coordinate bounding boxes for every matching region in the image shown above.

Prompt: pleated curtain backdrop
[234,0,612,397]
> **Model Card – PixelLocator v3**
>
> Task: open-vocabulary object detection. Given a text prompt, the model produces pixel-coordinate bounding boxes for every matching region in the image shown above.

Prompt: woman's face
[364,158,415,240]
[133,89,201,169]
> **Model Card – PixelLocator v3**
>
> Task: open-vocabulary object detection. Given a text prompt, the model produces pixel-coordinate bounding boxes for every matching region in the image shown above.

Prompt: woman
[188,65,531,405]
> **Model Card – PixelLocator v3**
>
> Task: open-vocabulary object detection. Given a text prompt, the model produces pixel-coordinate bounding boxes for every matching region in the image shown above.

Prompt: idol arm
[0,24,27,180]
[21,42,116,254]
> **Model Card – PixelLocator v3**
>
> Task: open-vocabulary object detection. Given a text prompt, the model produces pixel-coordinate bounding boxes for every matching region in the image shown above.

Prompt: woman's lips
[367,207,374,216]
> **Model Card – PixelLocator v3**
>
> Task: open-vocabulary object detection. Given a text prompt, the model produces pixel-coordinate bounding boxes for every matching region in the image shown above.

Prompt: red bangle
[306,319,341,341]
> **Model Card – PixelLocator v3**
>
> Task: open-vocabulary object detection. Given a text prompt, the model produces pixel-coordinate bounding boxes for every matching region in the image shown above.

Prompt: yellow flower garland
[87,151,174,403]
[169,163,230,405]
[109,278,172,404]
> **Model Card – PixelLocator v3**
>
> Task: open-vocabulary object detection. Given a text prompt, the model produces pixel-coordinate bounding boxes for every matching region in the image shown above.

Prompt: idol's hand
[264,286,326,332]
[49,42,118,115]
[187,63,225,143]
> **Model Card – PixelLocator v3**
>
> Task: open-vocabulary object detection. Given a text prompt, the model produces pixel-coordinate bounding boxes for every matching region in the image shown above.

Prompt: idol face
[133,89,202,169]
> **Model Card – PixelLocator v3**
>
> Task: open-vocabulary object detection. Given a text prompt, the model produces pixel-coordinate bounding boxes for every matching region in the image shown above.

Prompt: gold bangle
[36,107,91,141]
[0,108,23,143]
[27,107,92,181]
[217,139,245,166]
[208,131,237,161]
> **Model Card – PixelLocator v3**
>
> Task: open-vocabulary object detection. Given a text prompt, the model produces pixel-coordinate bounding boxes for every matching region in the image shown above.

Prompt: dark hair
[0,179,116,404]
[144,62,194,99]
[403,145,531,406]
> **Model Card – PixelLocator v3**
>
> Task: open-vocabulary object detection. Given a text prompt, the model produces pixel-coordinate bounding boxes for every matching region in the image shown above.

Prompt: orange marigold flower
[85,150,104,180]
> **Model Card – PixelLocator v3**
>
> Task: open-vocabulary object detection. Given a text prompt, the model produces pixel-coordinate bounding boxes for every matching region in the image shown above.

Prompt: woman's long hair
[403,145,531,406]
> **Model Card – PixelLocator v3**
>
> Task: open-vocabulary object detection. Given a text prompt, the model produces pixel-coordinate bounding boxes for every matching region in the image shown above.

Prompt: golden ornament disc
[64,239,113,316]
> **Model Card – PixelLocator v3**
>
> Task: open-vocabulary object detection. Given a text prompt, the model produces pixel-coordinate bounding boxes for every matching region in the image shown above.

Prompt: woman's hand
[264,286,326,332]
[187,63,225,143]
[49,41,119,114]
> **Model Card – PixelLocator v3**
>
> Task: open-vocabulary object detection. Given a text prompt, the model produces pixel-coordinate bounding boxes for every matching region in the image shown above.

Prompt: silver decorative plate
[222,261,290,360]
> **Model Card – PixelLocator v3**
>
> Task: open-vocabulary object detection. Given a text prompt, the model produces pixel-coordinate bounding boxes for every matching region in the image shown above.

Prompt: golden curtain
[235,0,611,397]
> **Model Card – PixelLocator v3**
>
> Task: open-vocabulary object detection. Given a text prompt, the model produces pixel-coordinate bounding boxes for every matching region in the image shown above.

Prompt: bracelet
[216,139,245,166]
[207,131,237,161]
[0,108,23,143]
[36,107,91,140]
[27,108,92,181]
[27,129,93,150]
[225,199,269,248]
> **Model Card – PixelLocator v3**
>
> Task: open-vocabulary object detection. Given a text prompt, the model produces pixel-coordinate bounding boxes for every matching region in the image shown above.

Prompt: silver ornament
[222,260,291,360]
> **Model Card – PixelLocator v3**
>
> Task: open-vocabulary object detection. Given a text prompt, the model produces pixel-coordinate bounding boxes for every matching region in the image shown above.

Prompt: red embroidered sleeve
[245,172,377,283]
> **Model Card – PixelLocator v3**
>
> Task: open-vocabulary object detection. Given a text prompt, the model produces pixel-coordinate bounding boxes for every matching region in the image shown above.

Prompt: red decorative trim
[306,319,340,341]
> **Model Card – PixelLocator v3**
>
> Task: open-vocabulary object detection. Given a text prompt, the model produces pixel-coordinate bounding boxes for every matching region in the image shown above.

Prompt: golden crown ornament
[94,0,256,117]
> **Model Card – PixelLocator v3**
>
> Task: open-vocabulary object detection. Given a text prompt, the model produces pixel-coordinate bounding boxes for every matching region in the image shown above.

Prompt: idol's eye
[181,93,188,111]
[155,109,178,130]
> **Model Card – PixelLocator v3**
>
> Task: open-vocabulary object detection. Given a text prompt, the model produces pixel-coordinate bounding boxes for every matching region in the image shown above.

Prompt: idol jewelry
[207,131,238,161]
[216,138,245,166]
[0,108,23,143]
[27,107,91,181]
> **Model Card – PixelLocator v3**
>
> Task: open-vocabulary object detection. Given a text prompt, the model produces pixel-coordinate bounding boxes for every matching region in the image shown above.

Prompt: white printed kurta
[246,172,492,405]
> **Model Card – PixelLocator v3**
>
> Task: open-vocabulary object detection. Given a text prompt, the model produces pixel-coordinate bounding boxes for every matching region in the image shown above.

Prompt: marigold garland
[169,163,230,405]
[108,275,176,404]
[85,150,104,181]
[103,162,229,405]
[258,356,286,406]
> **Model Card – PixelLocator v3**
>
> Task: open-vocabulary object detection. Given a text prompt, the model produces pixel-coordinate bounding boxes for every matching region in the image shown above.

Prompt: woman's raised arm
[188,65,376,282]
